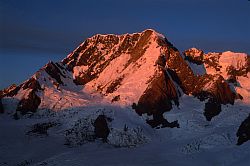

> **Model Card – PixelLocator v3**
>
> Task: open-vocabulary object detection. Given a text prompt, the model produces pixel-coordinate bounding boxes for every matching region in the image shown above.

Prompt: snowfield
[1,95,250,166]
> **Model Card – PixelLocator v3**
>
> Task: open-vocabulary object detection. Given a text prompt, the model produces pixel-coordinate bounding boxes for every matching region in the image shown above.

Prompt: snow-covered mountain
[0,29,250,165]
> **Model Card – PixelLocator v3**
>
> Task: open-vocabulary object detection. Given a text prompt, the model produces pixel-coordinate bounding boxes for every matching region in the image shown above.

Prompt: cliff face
[1,29,249,128]
[135,65,179,127]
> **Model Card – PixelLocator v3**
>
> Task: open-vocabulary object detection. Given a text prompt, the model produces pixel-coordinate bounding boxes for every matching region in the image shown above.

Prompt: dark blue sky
[0,0,250,89]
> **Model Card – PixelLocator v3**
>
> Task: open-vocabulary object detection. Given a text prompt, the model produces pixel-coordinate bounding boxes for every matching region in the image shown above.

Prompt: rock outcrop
[15,78,42,114]
[203,98,221,121]
[184,48,204,65]
[0,84,20,98]
[237,114,250,145]
[16,90,41,114]
[94,115,110,141]
[0,99,4,113]
[43,62,66,85]
[135,67,179,127]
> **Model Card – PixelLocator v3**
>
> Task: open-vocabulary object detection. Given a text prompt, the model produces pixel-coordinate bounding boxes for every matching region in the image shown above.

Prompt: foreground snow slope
[0,96,250,166]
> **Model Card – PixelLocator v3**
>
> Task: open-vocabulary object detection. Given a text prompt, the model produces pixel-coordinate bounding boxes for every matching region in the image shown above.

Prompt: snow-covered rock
[0,29,250,166]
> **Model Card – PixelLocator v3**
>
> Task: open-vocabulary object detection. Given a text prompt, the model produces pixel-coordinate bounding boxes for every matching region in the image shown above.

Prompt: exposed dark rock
[185,56,203,65]
[27,122,57,136]
[207,76,235,105]
[204,98,221,121]
[146,113,179,128]
[0,84,20,98]
[62,38,92,70]
[195,91,212,101]
[0,99,4,113]
[135,70,177,115]
[1,77,43,115]
[94,115,110,141]
[227,75,237,85]
[246,56,250,73]
[155,54,166,67]
[44,62,65,85]
[22,77,41,90]
[195,75,236,105]
[13,112,20,120]
[106,76,124,94]
[165,49,198,94]
[74,71,97,85]
[124,29,153,67]
[165,51,218,97]
[236,93,243,100]
[72,43,119,85]
[166,68,182,87]
[237,114,250,145]
[132,103,137,109]
[203,53,222,72]
[157,37,178,52]
[111,95,120,102]
[227,65,248,78]
[135,68,179,127]
[183,48,204,65]
[16,90,41,115]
